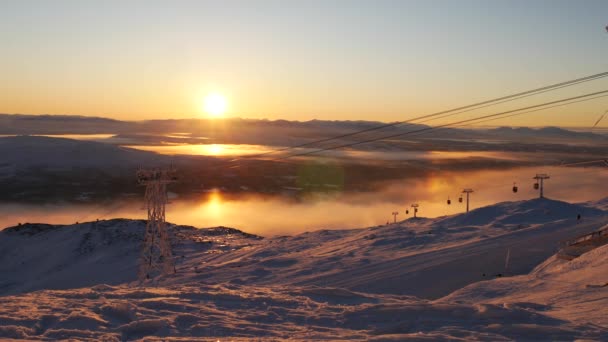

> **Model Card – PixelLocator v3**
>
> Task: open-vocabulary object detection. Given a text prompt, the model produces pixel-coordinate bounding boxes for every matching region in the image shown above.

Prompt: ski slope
[167,198,606,299]
[441,243,608,327]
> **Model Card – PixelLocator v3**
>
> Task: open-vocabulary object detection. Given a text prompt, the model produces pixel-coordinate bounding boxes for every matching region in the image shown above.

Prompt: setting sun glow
[203,93,227,117]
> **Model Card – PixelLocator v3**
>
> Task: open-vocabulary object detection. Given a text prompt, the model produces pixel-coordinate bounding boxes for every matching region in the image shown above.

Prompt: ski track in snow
[0,198,607,340]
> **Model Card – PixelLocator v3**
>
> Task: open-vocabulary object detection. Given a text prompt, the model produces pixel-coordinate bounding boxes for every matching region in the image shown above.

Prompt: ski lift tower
[462,188,474,213]
[136,167,178,281]
[533,174,550,198]
[411,203,419,218]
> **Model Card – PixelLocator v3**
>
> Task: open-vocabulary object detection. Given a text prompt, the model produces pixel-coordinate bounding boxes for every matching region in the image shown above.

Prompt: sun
[203,92,227,117]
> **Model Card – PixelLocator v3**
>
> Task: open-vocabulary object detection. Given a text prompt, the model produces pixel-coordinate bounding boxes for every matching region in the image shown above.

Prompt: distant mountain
[488,126,604,140]
[2,113,604,144]
[0,135,166,169]
[0,113,131,134]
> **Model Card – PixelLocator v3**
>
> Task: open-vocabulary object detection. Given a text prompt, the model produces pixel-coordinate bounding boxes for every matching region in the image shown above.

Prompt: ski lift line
[384,93,608,138]
[447,180,521,195]
[224,97,608,171]
[223,71,608,165]
[226,92,608,170]
[451,94,608,129]
[591,109,608,129]
[368,76,608,135]
[269,90,608,161]
[310,75,608,151]
[373,93,608,142]
[349,92,608,155]
[560,159,608,167]
[271,90,608,160]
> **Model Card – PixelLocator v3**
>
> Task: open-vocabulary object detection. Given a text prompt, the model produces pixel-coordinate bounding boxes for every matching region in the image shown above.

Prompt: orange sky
[1,1,607,127]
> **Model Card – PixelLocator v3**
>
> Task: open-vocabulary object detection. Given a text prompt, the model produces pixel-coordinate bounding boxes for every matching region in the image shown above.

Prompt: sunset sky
[1,0,607,126]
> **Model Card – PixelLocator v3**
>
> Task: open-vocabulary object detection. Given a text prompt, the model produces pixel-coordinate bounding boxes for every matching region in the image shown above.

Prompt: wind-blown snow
[0,282,606,341]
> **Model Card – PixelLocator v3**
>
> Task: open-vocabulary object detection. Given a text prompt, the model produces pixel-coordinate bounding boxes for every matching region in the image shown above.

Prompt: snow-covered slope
[440,243,608,327]
[1,198,607,340]
[0,219,261,295]
[1,282,606,341]
[1,199,604,299]
[166,198,606,299]
[583,197,608,211]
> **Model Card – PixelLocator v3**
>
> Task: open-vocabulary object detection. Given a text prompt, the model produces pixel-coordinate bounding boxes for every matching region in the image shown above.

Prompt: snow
[583,197,608,211]
[440,243,608,327]
[0,197,607,340]
[164,198,606,299]
[0,219,261,295]
[1,282,606,341]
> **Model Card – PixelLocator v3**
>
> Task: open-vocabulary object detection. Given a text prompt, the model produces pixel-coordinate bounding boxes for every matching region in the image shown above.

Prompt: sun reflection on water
[125,144,273,156]
[201,190,223,218]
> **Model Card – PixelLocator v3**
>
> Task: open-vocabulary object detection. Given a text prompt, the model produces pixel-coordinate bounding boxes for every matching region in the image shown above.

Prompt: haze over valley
[1,114,607,235]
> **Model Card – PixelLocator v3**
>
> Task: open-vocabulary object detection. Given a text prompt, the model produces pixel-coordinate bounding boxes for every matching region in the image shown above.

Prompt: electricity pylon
[533,174,550,198]
[136,167,178,281]
[392,211,399,223]
[462,188,474,213]
[411,203,419,218]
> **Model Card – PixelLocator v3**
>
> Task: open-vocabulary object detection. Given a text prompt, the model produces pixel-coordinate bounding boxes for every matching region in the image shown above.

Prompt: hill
[1,198,605,299]
[166,198,605,299]
[1,198,607,340]
[0,136,167,170]
[441,242,608,327]
[0,219,261,295]
[2,113,606,146]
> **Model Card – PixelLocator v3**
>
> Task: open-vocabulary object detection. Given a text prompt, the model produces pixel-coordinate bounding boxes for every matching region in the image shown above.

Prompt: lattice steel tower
[136,167,178,281]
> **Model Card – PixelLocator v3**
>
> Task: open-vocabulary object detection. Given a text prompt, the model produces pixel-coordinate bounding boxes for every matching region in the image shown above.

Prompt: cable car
[534,182,539,190]
[458,196,463,203]
[447,196,451,205]
[512,183,518,193]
